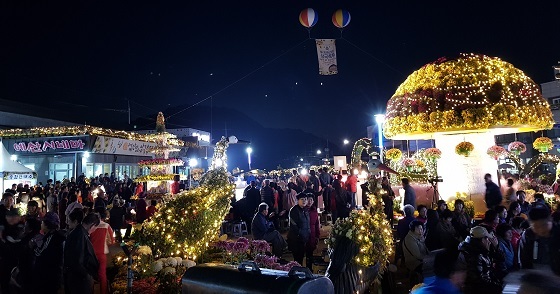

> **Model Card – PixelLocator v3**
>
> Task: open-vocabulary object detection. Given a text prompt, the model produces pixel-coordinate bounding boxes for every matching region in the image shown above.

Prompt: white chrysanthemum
[161,266,176,275]
[182,259,196,268]
[151,261,163,273]
[174,257,182,264]
[166,257,178,267]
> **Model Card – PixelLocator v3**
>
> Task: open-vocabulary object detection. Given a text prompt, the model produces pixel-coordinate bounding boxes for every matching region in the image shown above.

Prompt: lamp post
[343,139,349,145]
[375,114,386,163]
[246,147,253,170]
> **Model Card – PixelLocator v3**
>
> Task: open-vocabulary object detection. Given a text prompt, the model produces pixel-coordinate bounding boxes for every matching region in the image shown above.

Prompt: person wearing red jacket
[90,209,115,294]
[345,172,358,209]
[305,194,320,270]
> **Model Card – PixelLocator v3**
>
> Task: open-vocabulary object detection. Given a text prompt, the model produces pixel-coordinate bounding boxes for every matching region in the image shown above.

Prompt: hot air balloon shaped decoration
[299,8,318,28]
[332,9,351,28]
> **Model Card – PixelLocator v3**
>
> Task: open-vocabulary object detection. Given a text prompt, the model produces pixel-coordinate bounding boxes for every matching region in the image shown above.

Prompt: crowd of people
[408,173,560,293]
[0,173,159,294]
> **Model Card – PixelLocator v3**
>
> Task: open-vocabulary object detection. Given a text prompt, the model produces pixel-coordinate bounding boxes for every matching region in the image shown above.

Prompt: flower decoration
[533,137,553,153]
[415,159,425,169]
[385,148,403,161]
[424,148,442,161]
[507,141,527,155]
[455,142,474,157]
[402,158,415,167]
[383,53,554,139]
[487,145,507,160]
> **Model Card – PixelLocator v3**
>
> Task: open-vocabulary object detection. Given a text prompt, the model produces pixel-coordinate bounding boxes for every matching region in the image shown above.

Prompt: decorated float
[134,112,186,197]
[383,53,554,209]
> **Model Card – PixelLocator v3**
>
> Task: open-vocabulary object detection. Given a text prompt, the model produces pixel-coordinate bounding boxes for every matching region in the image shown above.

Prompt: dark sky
[2,1,560,143]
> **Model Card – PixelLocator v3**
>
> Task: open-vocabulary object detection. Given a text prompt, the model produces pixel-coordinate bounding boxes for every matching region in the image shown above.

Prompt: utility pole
[127,99,131,125]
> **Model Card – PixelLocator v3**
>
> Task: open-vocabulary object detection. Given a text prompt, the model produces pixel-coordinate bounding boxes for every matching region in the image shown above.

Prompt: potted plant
[455,142,474,157]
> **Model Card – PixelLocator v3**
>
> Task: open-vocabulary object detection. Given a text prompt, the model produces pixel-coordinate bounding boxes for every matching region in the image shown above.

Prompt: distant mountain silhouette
[131,105,342,170]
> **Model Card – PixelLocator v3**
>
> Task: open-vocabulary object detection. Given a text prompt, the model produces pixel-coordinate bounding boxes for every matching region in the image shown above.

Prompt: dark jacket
[485,181,502,209]
[403,184,416,208]
[287,205,310,244]
[458,239,503,294]
[135,198,148,223]
[109,205,126,229]
[519,224,560,275]
[64,226,99,280]
[251,212,274,240]
[260,185,274,208]
[34,230,66,293]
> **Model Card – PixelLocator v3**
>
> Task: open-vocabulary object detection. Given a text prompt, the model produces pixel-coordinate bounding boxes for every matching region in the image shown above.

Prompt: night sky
[2,1,560,167]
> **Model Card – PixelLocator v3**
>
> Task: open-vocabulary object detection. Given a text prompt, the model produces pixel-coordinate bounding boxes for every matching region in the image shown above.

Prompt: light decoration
[507,141,527,156]
[136,136,234,261]
[138,158,184,168]
[381,54,555,202]
[455,142,474,157]
[325,137,393,284]
[385,148,403,161]
[383,53,554,139]
[350,138,378,170]
[487,145,507,160]
[524,153,560,177]
[533,137,553,153]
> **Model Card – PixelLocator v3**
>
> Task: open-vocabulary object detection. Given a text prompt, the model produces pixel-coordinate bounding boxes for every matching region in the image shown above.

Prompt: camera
[428,177,443,184]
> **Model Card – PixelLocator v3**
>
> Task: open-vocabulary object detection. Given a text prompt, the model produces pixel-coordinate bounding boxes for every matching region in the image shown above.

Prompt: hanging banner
[315,39,338,75]
[92,136,156,157]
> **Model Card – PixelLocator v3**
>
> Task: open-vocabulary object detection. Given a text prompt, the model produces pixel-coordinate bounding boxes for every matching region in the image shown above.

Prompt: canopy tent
[0,142,36,194]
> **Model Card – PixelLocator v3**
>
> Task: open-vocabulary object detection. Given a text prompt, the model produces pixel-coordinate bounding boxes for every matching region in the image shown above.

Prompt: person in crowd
[381,176,395,223]
[495,223,515,272]
[94,191,108,211]
[46,188,58,213]
[552,202,560,222]
[402,178,416,208]
[506,201,527,224]
[0,194,21,294]
[435,200,447,219]
[64,209,100,294]
[305,195,320,270]
[109,199,130,242]
[510,216,525,258]
[308,169,321,195]
[504,178,516,208]
[425,208,441,251]
[25,200,45,221]
[495,205,507,224]
[146,199,158,220]
[135,193,148,223]
[519,206,560,275]
[517,190,530,215]
[404,220,430,287]
[251,203,287,258]
[532,193,551,211]
[452,199,471,239]
[289,169,305,193]
[34,212,65,294]
[517,270,560,294]
[245,180,262,215]
[416,204,428,224]
[243,180,256,197]
[332,179,350,222]
[411,249,465,294]
[260,179,274,210]
[345,171,358,209]
[287,193,310,265]
[484,173,502,210]
[284,182,298,213]
[480,209,500,233]
[398,204,416,241]
[14,217,41,293]
[5,183,17,196]
[58,191,68,229]
[436,209,461,249]
[458,226,503,294]
[319,167,333,211]
[65,191,83,217]
[529,180,539,192]
[90,209,115,294]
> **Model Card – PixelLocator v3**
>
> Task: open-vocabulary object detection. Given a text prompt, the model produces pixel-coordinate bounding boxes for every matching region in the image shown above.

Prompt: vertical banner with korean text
[315,39,338,75]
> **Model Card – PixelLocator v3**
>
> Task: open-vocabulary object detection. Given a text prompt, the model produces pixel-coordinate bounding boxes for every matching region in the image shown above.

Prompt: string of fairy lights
[384,53,554,139]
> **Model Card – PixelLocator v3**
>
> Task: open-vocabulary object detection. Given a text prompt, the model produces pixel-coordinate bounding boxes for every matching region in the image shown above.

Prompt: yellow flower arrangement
[533,137,553,153]
[455,142,474,157]
[385,148,403,161]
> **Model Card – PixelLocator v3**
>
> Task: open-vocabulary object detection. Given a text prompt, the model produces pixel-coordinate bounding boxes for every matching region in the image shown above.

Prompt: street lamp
[343,139,349,145]
[246,147,253,170]
[375,114,386,163]
[10,154,17,161]
[316,149,322,155]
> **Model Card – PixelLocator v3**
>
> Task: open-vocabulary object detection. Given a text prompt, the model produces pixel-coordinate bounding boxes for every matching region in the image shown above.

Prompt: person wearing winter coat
[404,220,430,286]
[287,193,310,265]
[305,195,320,270]
[33,212,66,294]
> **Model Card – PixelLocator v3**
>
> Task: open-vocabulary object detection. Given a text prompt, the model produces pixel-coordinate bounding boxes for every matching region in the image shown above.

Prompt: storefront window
[49,163,73,182]
[85,163,113,178]
[116,164,139,180]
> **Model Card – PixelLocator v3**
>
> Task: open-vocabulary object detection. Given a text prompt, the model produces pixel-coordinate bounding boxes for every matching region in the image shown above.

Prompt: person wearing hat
[33,211,66,294]
[458,226,503,294]
[287,193,310,265]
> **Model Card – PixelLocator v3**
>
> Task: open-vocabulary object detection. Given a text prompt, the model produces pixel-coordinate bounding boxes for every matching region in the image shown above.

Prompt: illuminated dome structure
[384,54,554,203]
